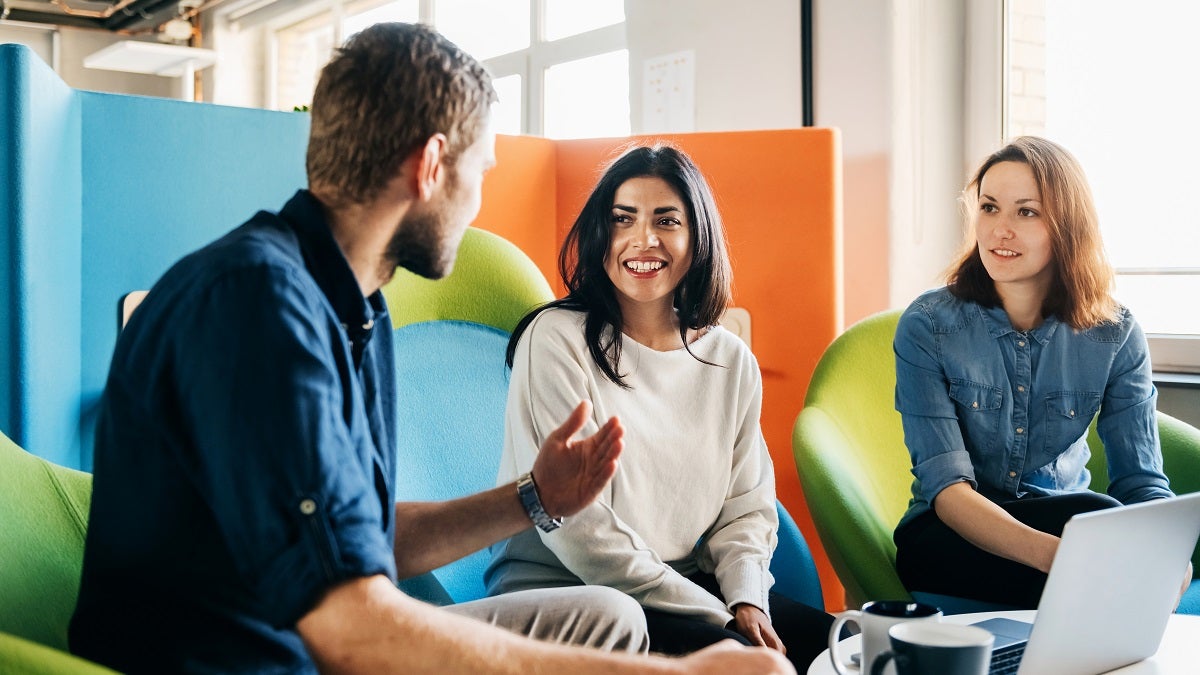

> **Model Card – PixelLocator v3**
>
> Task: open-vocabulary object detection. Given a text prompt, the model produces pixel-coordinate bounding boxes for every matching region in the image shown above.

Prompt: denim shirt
[894,287,1172,529]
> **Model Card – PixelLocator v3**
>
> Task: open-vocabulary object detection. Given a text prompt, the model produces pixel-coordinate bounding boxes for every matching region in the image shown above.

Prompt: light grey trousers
[443,586,649,654]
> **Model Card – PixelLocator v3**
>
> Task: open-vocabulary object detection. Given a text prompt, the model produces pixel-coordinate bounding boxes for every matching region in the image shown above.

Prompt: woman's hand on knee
[730,603,785,654]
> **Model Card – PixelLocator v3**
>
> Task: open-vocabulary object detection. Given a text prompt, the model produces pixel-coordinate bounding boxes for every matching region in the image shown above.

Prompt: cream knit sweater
[485,308,778,626]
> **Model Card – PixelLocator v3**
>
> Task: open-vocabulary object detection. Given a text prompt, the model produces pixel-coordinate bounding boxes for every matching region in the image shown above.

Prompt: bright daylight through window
[1008,0,1200,371]
[273,0,628,139]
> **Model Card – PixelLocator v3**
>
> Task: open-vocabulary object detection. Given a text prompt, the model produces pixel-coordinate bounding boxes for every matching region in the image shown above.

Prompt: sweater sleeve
[502,311,734,626]
[698,348,779,617]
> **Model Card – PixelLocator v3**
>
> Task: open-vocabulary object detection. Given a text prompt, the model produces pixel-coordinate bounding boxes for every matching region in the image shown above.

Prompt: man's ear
[414,133,449,202]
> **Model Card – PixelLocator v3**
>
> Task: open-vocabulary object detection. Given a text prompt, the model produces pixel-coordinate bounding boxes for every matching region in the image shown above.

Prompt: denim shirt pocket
[949,379,1003,454]
[1043,391,1102,456]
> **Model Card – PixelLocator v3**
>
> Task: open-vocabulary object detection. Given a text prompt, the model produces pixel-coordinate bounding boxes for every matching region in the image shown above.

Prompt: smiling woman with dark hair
[485,144,834,670]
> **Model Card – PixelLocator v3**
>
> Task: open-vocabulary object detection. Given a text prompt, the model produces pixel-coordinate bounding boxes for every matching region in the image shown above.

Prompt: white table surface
[807,610,1200,674]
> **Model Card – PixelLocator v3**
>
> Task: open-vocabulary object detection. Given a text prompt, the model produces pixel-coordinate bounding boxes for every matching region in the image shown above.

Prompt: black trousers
[641,572,836,672]
[894,491,1121,608]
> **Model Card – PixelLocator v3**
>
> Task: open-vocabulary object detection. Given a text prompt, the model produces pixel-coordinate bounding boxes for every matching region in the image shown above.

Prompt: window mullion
[527,0,544,135]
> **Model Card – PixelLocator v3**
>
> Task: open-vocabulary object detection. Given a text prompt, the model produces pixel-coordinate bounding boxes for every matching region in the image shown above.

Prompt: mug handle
[828,610,862,675]
[871,650,899,675]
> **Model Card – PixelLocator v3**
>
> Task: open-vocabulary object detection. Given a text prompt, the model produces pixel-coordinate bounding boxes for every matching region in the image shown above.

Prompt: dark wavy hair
[947,136,1118,329]
[506,144,733,387]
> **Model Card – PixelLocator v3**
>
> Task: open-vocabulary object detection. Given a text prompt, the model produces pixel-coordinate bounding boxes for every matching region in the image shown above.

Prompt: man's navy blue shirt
[70,190,399,674]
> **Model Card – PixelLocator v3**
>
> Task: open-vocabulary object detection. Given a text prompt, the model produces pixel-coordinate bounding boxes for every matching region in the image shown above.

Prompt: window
[543,50,630,139]
[435,0,529,60]
[543,0,623,42]
[1006,0,1200,371]
[268,0,628,138]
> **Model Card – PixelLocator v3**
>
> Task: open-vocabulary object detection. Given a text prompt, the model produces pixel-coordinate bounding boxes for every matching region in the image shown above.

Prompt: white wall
[813,0,893,325]
[815,0,995,324]
[626,0,803,133]
[204,15,270,109]
[0,22,54,66]
[887,0,972,312]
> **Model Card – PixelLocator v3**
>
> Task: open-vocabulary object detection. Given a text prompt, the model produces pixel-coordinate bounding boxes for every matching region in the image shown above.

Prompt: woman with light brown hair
[891,136,1188,608]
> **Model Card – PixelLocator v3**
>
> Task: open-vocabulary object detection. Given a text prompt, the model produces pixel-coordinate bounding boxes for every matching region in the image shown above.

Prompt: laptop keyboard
[989,642,1026,675]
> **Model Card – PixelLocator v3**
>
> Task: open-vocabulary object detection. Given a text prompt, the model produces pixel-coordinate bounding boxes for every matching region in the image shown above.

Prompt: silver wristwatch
[517,472,562,533]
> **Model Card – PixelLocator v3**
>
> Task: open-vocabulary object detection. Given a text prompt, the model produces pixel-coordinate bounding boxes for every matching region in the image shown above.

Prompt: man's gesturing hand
[530,401,624,519]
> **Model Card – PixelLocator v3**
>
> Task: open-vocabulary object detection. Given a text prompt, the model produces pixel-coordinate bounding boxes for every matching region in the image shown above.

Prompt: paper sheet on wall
[642,50,695,133]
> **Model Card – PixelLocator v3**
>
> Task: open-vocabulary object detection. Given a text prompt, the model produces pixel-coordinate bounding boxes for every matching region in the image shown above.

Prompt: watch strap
[517,472,563,533]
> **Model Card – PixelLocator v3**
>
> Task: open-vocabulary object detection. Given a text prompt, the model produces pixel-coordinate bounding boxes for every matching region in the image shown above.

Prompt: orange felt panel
[476,130,845,609]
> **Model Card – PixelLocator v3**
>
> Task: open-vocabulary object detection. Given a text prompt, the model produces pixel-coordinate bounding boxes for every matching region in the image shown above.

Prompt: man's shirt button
[299,499,317,515]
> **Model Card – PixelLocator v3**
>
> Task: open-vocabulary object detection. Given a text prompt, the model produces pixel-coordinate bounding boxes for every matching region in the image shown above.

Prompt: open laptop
[973,491,1200,675]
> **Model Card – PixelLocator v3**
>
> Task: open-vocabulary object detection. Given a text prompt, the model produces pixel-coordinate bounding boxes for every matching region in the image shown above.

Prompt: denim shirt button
[1018,385,1025,392]
[972,401,979,409]
[1009,471,1017,478]
[1069,410,1075,417]
[1018,340,1026,347]
[1016,427,1024,434]
[299,499,317,515]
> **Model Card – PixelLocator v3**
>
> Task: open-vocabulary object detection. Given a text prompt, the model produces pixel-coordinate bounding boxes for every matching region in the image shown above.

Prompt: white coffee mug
[828,600,942,675]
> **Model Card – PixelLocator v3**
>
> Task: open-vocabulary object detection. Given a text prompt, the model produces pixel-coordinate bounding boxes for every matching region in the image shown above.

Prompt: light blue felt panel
[76,92,309,470]
[393,321,512,604]
[0,44,83,468]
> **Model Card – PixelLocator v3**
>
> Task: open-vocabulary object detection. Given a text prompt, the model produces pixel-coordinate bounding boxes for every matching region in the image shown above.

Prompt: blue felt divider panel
[0,44,83,467]
[392,320,512,604]
[76,92,309,470]
[0,42,310,469]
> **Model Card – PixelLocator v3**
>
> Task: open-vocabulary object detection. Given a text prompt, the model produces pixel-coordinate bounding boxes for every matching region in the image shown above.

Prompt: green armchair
[792,309,1200,612]
[0,431,116,673]
[791,310,910,609]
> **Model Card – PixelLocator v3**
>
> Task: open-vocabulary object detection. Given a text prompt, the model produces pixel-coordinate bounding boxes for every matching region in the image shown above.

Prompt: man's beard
[384,209,453,281]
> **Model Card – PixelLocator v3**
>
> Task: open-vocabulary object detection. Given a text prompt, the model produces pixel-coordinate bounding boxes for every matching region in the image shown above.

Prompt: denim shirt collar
[977,302,1061,345]
[278,190,386,341]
